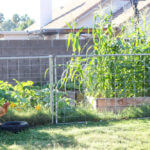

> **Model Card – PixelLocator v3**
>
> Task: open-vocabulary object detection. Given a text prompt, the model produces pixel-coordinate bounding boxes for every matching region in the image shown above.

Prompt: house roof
[27,0,150,32]
[43,0,102,29]
[0,31,28,35]
[27,0,102,31]
[113,0,150,27]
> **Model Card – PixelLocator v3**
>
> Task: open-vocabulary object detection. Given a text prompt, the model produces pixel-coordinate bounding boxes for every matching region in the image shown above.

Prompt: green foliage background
[62,14,150,98]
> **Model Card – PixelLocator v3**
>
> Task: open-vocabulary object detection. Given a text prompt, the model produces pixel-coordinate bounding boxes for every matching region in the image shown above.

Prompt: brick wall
[96,97,150,112]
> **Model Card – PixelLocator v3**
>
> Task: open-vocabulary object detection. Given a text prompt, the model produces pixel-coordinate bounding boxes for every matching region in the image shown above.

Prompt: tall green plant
[61,14,150,98]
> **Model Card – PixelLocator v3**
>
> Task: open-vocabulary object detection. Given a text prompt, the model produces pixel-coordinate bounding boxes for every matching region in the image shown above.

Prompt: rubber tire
[1,121,29,133]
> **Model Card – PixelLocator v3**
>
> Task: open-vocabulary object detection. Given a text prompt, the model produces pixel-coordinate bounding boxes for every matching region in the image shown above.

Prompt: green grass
[0,119,150,150]
[0,104,150,126]
[0,108,51,126]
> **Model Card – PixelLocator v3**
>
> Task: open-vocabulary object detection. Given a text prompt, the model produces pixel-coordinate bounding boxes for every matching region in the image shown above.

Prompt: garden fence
[0,56,54,124]
[54,54,150,124]
[0,54,150,124]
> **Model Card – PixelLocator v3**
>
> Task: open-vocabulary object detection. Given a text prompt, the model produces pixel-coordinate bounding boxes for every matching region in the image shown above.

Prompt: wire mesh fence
[0,54,150,124]
[54,54,150,123]
[0,56,50,84]
[0,56,54,124]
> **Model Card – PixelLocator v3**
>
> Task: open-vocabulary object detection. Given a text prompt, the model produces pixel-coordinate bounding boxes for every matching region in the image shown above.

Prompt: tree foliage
[0,13,4,24]
[12,14,20,24]
[0,12,34,31]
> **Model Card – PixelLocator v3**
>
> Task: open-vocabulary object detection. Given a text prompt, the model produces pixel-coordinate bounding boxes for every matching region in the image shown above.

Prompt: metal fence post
[49,56,54,124]
[54,56,58,124]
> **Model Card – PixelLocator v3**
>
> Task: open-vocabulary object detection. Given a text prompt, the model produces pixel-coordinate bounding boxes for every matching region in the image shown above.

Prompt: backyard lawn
[0,119,149,150]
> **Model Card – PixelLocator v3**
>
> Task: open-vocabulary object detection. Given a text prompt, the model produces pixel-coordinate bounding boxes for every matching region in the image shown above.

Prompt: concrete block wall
[0,39,88,56]
[0,39,90,83]
[0,40,66,57]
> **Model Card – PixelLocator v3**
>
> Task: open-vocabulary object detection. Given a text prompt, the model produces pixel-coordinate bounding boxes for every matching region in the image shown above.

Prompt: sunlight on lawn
[0,119,150,150]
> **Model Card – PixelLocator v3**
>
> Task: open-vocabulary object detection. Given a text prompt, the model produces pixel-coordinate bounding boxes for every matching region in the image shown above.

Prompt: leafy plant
[61,13,150,98]
[0,80,51,108]
[57,80,83,91]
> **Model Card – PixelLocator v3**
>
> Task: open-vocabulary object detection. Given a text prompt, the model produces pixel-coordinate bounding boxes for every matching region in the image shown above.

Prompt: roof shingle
[27,0,102,31]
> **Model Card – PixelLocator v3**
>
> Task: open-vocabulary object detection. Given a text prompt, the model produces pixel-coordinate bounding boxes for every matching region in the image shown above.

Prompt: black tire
[1,121,29,133]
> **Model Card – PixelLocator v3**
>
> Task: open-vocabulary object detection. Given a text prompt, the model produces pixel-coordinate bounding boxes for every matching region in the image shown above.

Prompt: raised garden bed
[88,97,150,112]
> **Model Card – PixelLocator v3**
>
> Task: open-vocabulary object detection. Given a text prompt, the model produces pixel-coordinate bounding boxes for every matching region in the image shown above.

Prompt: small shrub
[121,104,150,119]
[0,80,50,108]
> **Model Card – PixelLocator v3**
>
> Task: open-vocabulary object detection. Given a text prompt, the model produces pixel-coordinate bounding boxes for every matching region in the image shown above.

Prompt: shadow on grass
[1,104,150,130]
[0,119,115,149]
[0,128,78,149]
[50,117,150,131]
[0,109,52,126]
[0,117,149,149]
[0,145,8,150]
[0,110,114,149]
[0,108,110,127]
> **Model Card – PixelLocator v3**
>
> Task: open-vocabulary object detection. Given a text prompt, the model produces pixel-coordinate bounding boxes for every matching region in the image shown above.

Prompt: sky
[0,0,69,21]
